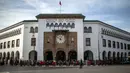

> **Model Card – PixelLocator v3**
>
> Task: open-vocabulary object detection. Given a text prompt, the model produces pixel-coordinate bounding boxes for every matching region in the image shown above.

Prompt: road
[0,65,130,73]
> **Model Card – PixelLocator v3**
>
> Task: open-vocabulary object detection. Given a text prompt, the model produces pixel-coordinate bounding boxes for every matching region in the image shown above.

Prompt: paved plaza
[0,65,130,73]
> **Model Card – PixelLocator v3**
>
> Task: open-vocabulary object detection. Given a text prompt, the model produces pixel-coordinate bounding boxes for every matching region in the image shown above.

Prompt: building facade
[0,14,130,61]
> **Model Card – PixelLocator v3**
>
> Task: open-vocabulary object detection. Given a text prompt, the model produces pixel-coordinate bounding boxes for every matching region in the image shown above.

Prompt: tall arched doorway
[56,51,66,61]
[29,50,37,60]
[117,52,120,60]
[44,51,53,61]
[102,51,106,60]
[68,51,77,60]
[84,50,93,60]
[124,53,127,61]
[3,52,6,59]
[11,51,14,59]
[113,52,116,61]
[7,52,10,60]
[108,51,111,60]
[121,52,123,61]
[16,51,20,59]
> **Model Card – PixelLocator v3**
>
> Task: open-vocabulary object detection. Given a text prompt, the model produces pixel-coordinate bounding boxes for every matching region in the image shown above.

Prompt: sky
[0,0,130,31]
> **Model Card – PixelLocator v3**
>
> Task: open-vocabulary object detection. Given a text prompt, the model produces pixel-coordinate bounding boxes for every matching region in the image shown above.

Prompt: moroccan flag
[59,1,62,6]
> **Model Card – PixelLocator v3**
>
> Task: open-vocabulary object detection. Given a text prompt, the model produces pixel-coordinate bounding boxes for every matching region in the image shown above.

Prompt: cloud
[0,0,130,32]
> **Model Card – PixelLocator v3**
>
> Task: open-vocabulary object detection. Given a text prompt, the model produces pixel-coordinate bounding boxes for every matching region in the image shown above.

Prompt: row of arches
[44,51,77,61]
[0,51,20,60]
[0,28,21,40]
[101,28,130,41]
[29,50,77,61]
[84,27,92,33]
[102,51,128,60]
[27,50,130,61]
[46,23,75,28]
[30,27,38,33]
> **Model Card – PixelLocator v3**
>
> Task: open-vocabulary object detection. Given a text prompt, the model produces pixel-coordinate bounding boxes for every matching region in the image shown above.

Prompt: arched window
[46,23,50,28]
[54,23,59,27]
[88,27,92,33]
[7,41,10,48]
[0,43,3,49]
[50,23,54,27]
[12,40,15,48]
[4,42,6,49]
[101,28,103,34]
[106,30,108,35]
[59,23,62,28]
[35,27,38,33]
[71,23,75,28]
[63,23,66,28]
[104,29,106,34]
[16,39,20,47]
[16,30,19,35]
[30,27,34,33]
[67,23,71,28]
[121,43,123,49]
[84,27,87,33]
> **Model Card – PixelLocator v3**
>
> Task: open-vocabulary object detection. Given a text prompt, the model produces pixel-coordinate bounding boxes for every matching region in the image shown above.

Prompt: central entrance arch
[84,50,93,60]
[56,51,66,61]
[44,51,53,61]
[29,50,37,60]
[68,51,77,60]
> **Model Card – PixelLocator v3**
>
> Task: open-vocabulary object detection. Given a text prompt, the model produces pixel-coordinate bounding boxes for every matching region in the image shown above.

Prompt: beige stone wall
[44,31,77,59]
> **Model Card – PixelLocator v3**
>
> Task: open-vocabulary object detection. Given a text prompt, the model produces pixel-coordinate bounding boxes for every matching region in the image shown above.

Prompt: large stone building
[0,14,130,61]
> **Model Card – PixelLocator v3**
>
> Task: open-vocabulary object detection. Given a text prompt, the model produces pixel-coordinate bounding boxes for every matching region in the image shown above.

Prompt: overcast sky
[0,0,130,31]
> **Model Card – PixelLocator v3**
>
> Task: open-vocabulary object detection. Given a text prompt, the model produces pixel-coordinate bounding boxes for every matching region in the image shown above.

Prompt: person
[79,59,83,69]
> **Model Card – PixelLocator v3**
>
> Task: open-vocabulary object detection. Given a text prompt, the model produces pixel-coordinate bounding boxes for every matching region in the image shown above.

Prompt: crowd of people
[0,58,129,67]
[0,58,83,67]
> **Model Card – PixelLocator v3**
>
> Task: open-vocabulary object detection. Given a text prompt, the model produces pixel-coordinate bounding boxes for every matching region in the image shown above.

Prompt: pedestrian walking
[79,59,83,69]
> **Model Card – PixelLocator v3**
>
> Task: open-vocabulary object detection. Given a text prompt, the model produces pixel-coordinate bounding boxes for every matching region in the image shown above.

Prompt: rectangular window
[117,42,119,49]
[102,39,106,47]
[4,42,6,49]
[121,43,123,49]
[86,38,91,46]
[0,43,3,49]
[124,43,126,50]
[108,40,111,48]
[127,44,130,50]
[7,41,10,48]
[31,38,36,46]
[113,41,116,48]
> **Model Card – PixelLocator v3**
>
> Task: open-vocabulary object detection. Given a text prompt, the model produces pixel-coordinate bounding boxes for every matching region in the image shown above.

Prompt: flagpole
[60,5,61,13]
[59,1,62,14]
